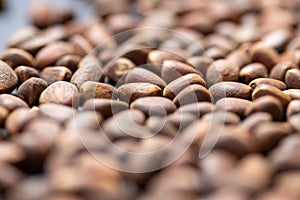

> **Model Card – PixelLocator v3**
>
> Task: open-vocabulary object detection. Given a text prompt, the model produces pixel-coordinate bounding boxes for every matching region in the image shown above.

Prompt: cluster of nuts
[0,0,300,200]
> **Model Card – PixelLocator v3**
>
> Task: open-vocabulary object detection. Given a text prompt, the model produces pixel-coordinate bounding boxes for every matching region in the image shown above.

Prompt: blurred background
[0,0,94,51]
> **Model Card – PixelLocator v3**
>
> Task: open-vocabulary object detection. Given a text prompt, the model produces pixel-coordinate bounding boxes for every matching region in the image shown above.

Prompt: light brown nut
[175,102,214,118]
[283,89,300,100]
[14,66,39,84]
[206,59,239,87]
[39,81,79,107]
[0,60,18,93]
[0,94,28,111]
[161,60,202,83]
[252,84,291,108]
[173,84,212,106]
[0,106,9,127]
[39,103,77,124]
[17,77,48,106]
[118,82,161,104]
[249,78,287,90]
[226,49,251,69]
[148,50,185,72]
[163,73,206,99]
[105,57,136,82]
[249,43,279,70]
[69,34,93,57]
[241,112,273,130]
[8,26,39,48]
[270,61,298,81]
[239,63,268,84]
[125,68,167,89]
[80,81,117,102]
[40,66,72,85]
[187,56,212,76]
[286,100,300,118]
[209,82,251,102]
[285,69,300,89]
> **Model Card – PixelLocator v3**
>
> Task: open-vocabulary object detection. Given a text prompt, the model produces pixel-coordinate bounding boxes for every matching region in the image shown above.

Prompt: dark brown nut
[131,96,176,116]
[226,49,251,69]
[289,113,300,131]
[285,69,300,89]
[179,12,214,34]
[105,57,136,82]
[5,108,37,135]
[261,28,293,51]
[70,55,104,89]
[270,61,298,81]
[245,96,283,121]
[187,56,212,76]
[215,98,252,118]
[0,94,28,111]
[209,82,252,102]
[239,63,268,84]
[286,100,300,118]
[161,60,202,83]
[34,42,74,69]
[40,66,72,85]
[202,111,241,125]
[163,73,206,99]
[249,43,279,70]
[173,84,212,106]
[8,26,39,48]
[252,84,291,108]
[0,48,33,68]
[206,59,239,87]
[14,66,39,84]
[83,23,112,47]
[103,109,147,140]
[82,98,128,118]
[17,77,48,106]
[0,60,18,93]
[55,54,81,72]
[241,112,273,130]
[39,81,79,107]
[175,102,214,118]
[125,68,167,89]
[118,82,161,104]
[122,48,149,66]
[147,50,185,72]
[0,106,9,127]
[283,89,300,100]
[69,34,93,57]
[80,81,117,102]
[249,78,287,90]
[94,0,128,17]
[39,103,76,124]
[253,122,292,153]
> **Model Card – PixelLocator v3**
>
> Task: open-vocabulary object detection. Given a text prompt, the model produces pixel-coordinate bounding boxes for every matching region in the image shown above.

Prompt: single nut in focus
[206,59,239,87]
[39,81,79,107]
[80,81,117,102]
[105,57,136,82]
[249,78,287,90]
[125,68,167,89]
[163,73,206,99]
[130,96,176,116]
[173,84,212,106]
[285,69,300,89]
[0,60,18,93]
[209,82,252,102]
[161,60,202,83]
[118,82,161,104]
[17,77,48,106]
[239,63,268,84]
[40,66,72,85]
[14,66,39,84]
[252,84,291,108]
